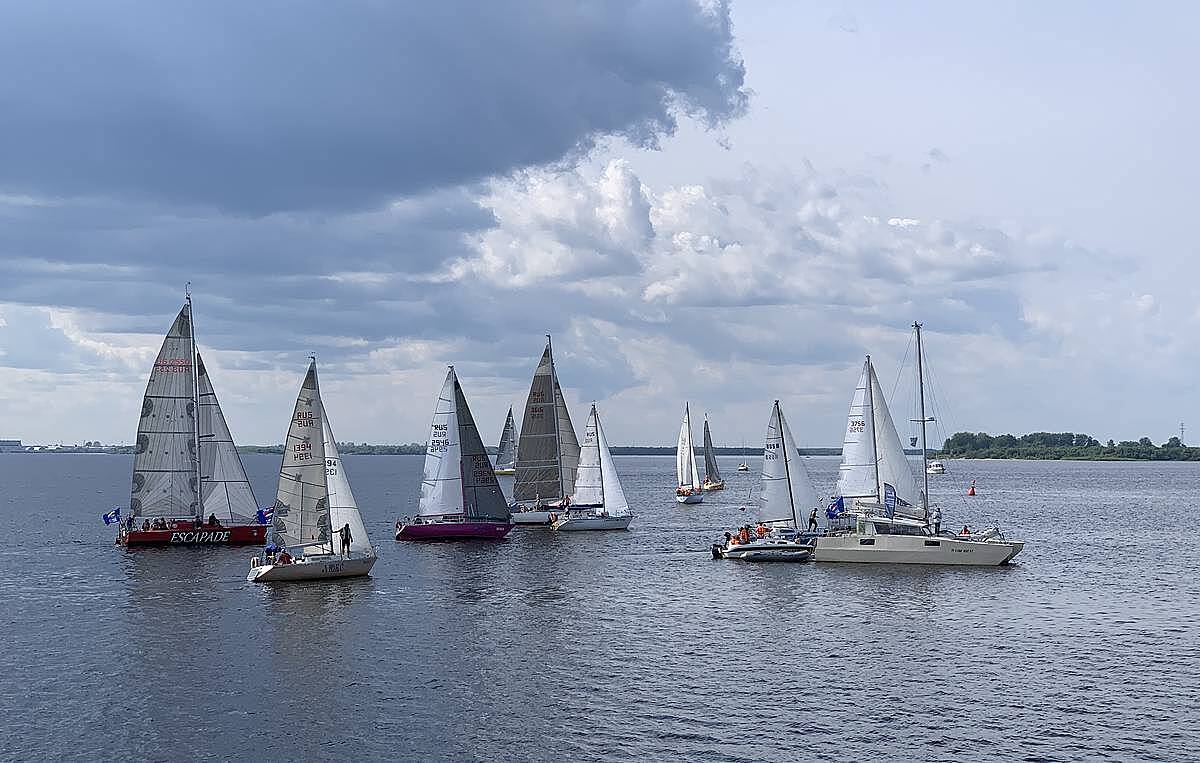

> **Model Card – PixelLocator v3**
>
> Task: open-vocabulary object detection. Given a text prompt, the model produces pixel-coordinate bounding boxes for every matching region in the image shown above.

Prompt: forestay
[759,401,820,526]
[702,415,722,482]
[273,361,330,552]
[196,354,258,523]
[676,404,700,489]
[130,305,198,519]
[323,414,372,554]
[572,404,630,515]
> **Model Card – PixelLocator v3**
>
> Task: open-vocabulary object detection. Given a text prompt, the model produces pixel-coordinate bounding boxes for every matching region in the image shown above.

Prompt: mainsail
[834,357,924,520]
[513,338,579,503]
[419,367,510,521]
[196,353,258,523]
[572,404,630,515]
[130,304,199,519]
[702,414,722,482]
[323,412,372,554]
[759,401,820,526]
[495,407,517,470]
[676,403,701,490]
[272,361,330,551]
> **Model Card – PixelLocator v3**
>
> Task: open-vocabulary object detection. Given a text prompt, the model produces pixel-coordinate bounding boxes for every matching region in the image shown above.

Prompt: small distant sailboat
[493,406,517,475]
[701,414,725,491]
[713,401,817,561]
[395,366,514,541]
[552,404,634,531]
[511,335,580,525]
[248,359,377,582]
[675,403,704,504]
[737,439,750,472]
[117,294,267,547]
[926,459,947,475]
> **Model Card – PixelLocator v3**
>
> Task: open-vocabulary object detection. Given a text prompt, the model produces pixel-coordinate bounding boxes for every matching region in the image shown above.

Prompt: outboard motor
[711,543,723,559]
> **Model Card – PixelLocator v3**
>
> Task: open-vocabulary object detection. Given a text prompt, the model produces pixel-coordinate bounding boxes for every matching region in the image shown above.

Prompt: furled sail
[702,414,722,482]
[514,338,578,503]
[195,353,258,523]
[573,404,629,515]
[452,372,511,521]
[272,361,330,551]
[130,304,198,519]
[759,401,820,526]
[676,403,700,489]
[323,412,372,554]
[495,407,517,471]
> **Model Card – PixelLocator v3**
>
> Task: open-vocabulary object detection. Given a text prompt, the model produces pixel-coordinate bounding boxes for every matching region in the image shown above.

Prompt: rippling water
[2,453,1198,761]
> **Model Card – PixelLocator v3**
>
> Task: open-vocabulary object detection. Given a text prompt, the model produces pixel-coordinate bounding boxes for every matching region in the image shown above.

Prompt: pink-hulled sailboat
[395,366,514,541]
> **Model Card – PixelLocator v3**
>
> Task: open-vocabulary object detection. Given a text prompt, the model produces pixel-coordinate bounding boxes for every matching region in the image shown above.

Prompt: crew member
[808,507,819,532]
[339,523,353,556]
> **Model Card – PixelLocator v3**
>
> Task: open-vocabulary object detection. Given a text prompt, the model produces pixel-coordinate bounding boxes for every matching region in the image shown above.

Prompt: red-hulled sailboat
[116,292,267,547]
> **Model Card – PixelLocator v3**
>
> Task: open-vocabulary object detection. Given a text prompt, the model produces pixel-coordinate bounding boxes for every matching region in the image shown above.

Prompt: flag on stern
[255,506,275,525]
[102,507,121,525]
[826,496,844,520]
[883,483,897,517]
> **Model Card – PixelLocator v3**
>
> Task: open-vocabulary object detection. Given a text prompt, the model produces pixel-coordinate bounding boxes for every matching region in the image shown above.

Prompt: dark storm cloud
[0,1,747,214]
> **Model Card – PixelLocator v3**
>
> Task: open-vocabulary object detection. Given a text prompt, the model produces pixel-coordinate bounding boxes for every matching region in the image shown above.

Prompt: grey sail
[702,415,722,482]
[272,361,330,551]
[130,305,198,519]
[496,407,517,470]
[196,354,258,523]
[514,344,562,502]
[454,376,511,521]
[553,374,580,496]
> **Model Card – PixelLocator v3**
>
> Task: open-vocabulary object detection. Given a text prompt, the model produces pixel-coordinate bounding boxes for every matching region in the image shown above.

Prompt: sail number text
[429,423,450,453]
[849,419,866,433]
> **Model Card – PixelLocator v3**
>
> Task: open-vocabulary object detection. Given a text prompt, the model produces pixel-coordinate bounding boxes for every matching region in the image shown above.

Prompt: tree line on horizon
[941,431,1200,460]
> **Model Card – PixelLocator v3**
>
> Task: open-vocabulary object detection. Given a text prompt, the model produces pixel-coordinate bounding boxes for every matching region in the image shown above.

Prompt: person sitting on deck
[724,531,733,548]
[739,526,750,544]
[755,524,767,538]
[207,513,220,527]
[142,519,152,532]
[960,525,971,536]
[279,551,292,564]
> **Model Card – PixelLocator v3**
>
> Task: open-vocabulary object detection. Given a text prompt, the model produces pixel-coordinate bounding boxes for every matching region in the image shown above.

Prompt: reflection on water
[1,453,1199,761]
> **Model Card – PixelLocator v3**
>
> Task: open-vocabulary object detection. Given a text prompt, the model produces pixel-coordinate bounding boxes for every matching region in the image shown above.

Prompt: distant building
[0,439,23,453]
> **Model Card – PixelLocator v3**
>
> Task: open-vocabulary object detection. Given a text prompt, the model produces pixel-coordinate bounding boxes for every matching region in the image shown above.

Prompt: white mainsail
[130,304,199,520]
[196,353,258,523]
[323,412,372,555]
[836,359,877,500]
[273,361,330,552]
[418,368,463,518]
[676,403,701,490]
[759,401,820,526]
[572,404,630,515]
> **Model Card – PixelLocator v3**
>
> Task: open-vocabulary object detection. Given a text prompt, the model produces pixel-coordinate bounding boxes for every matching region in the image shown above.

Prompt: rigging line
[890,331,916,400]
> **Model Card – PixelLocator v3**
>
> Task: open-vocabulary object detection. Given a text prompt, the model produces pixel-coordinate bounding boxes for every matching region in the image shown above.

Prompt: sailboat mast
[187,286,203,524]
[594,405,605,509]
[914,322,931,518]
[865,356,881,502]
[777,402,797,528]
[546,334,565,501]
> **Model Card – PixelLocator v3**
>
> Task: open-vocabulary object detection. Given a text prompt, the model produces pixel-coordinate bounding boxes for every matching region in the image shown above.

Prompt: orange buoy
[967,479,976,497]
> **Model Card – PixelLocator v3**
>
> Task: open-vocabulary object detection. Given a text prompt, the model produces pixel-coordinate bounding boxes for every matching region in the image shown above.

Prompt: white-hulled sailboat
[116,293,267,547]
[701,414,725,491]
[814,324,1023,566]
[552,403,634,531]
[713,401,818,561]
[494,406,517,475]
[248,359,377,582]
[511,335,580,525]
[395,366,514,540]
[675,402,704,504]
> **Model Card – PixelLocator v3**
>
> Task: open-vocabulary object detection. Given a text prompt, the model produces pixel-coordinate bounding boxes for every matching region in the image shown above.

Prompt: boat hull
[247,554,376,582]
[119,523,267,547]
[552,514,633,531]
[675,492,704,504]
[511,509,556,525]
[712,539,812,562]
[395,520,514,541]
[702,480,725,491]
[813,534,1023,566]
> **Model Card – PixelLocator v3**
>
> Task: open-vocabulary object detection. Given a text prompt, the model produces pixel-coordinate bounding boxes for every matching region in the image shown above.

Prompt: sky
[1,1,1197,448]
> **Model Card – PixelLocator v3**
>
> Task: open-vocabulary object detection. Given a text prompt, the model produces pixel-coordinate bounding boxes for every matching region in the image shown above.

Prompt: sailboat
[552,404,634,531]
[117,295,267,547]
[737,439,750,471]
[675,403,704,504]
[701,414,725,491]
[248,359,377,581]
[712,401,817,561]
[494,406,517,475]
[814,324,1024,566]
[395,366,514,540]
[511,335,580,525]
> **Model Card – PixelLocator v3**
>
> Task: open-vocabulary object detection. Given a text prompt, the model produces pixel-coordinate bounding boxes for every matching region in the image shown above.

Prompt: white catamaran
[494,406,517,475]
[248,359,377,582]
[701,414,725,491]
[552,403,634,531]
[675,402,704,504]
[814,324,1024,566]
[511,335,580,525]
[118,294,266,547]
[713,401,817,561]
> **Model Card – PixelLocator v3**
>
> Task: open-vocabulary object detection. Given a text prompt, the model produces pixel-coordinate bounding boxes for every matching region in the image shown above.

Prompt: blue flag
[883,483,897,517]
[102,507,121,526]
[256,506,275,525]
[826,496,844,519]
